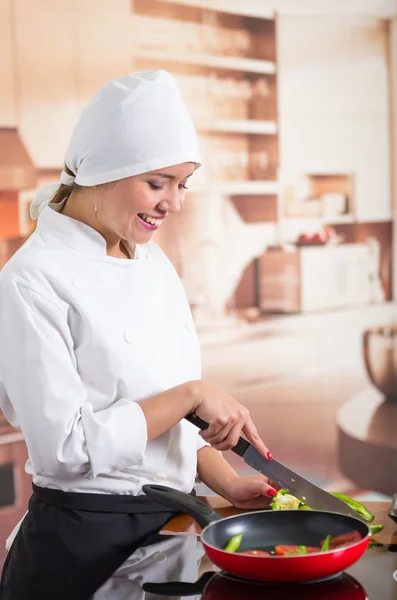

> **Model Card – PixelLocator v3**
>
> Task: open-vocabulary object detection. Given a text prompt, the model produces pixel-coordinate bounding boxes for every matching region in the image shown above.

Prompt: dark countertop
[92,497,397,599]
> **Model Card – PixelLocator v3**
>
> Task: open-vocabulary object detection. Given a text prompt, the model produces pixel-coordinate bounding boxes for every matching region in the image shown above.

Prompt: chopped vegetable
[330,492,375,523]
[369,524,384,536]
[321,535,332,552]
[240,550,271,557]
[235,533,363,557]
[322,530,362,549]
[271,489,376,529]
[274,545,319,556]
[224,534,242,553]
[275,545,299,556]
[270,490,303,511]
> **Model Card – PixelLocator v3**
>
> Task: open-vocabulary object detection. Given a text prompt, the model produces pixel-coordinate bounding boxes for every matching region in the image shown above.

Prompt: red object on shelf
[0,193,20,239]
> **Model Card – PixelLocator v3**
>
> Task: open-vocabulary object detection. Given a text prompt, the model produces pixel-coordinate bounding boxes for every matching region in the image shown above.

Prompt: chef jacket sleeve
[0,280,148,479]
[196,435,210,451]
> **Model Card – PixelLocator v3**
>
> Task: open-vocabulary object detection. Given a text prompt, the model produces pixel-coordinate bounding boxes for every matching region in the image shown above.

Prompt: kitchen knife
[185,413,363,521]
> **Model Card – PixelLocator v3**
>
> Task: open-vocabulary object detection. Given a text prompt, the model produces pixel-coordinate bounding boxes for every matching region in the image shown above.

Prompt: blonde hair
[50,164,83,205]
[25,165,82,241]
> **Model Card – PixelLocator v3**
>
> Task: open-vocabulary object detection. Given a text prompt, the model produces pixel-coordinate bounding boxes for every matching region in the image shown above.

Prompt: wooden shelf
[197,119,277,135]
[220,181,279,195]
[326,214,355,224]
[285,215,355,227]
[153,0,275,20]
[133,48,276,75]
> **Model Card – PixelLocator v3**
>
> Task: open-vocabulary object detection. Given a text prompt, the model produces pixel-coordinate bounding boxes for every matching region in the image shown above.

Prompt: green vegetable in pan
[321,534,332,552]
[224,533,242,553]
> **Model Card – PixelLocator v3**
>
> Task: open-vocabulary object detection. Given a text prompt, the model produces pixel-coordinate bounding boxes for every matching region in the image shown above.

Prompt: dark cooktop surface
[93,533,397,599]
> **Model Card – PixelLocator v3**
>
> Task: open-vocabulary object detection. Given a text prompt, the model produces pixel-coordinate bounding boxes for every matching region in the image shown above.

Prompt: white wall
[277,14,391,223]
[0,0,17,127]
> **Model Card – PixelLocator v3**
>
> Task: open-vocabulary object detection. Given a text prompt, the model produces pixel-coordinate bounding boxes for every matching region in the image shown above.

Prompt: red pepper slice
[275,545,321,556]
[322,531,362,550]
[275,545,297,555]
[240,550,271,557]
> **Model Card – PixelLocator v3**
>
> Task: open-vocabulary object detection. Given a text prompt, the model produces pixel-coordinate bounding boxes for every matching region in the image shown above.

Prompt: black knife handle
[185,413,250,457]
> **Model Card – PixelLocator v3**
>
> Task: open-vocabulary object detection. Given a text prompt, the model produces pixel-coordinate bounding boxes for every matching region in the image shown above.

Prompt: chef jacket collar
[36,201,145,259]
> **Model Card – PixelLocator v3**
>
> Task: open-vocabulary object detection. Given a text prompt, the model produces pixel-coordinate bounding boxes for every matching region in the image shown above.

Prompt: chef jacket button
[152,474,168,482]
[123,330,134,344]
[72,278,84,292]
[185,319,195,332]
[152,552,167,563]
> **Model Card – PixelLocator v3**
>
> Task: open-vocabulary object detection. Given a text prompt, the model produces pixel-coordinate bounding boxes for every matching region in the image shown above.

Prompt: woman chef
[0,70,276,600]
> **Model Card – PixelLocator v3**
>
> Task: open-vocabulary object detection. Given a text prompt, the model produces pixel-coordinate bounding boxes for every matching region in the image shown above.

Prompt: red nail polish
[267,488,277,497]
[266,451,273,460]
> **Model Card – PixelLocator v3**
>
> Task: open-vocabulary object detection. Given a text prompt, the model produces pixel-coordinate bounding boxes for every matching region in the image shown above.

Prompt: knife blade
[185,413,362,521]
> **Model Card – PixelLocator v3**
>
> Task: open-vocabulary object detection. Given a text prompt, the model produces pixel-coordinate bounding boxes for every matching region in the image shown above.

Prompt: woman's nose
[158,189,182,214]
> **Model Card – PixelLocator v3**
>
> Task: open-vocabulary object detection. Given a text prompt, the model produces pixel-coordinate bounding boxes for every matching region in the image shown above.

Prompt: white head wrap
[30,70,202,219]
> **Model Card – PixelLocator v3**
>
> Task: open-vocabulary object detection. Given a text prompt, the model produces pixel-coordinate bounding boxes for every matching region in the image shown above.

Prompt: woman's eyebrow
[150,172,194,179]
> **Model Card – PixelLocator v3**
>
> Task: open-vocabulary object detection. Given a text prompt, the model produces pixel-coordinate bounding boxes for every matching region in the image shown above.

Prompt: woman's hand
[192,380,271,460]
[223,474,279,510]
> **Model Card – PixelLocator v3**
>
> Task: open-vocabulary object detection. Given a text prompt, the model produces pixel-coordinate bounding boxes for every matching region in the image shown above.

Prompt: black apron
[0,484,190,600]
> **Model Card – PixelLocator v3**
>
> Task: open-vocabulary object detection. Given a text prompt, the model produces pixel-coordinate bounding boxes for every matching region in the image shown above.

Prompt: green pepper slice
[321,534,332,552]
[369,524,384,536]
[330,492,375,523]
[224,533,243,553]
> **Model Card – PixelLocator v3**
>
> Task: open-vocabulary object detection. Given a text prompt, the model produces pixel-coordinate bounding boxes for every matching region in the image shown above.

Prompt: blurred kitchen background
[1,0,397,565]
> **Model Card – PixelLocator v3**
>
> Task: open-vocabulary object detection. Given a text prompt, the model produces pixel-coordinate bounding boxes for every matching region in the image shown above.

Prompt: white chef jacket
[0,203,207,497]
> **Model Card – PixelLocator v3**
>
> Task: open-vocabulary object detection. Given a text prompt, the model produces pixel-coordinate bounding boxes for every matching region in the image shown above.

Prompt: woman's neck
[60,194,132,259]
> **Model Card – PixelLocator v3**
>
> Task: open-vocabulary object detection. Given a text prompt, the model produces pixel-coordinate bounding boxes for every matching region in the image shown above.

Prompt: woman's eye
[148,182,188,191]
[148,182,163,190]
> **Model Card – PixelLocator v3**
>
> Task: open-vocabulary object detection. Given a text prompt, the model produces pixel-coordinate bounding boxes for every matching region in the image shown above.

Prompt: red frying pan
[142,484,370,583]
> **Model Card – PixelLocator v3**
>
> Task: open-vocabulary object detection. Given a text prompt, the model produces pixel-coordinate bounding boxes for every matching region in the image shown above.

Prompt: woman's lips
[137,213,164,231]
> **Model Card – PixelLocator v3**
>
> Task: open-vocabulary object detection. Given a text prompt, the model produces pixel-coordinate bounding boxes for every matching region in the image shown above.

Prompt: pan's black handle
[142,571,214,596]
[185,413,250,457]
[142,484,222,529]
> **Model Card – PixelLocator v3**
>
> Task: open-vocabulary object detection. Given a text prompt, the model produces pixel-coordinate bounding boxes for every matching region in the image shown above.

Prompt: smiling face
[94,162,195,248]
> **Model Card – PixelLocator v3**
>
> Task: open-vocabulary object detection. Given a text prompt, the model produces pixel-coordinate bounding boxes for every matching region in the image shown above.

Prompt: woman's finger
[200,415,231,440]
[202,421,235,446]
[242,418,272,460]
[235,495,274,510]
[212,422,243,451]
[245,477,277,497]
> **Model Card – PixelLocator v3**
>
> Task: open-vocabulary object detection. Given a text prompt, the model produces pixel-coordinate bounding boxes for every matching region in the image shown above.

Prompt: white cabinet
[300,244,371,312]
[259,244,373,313]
